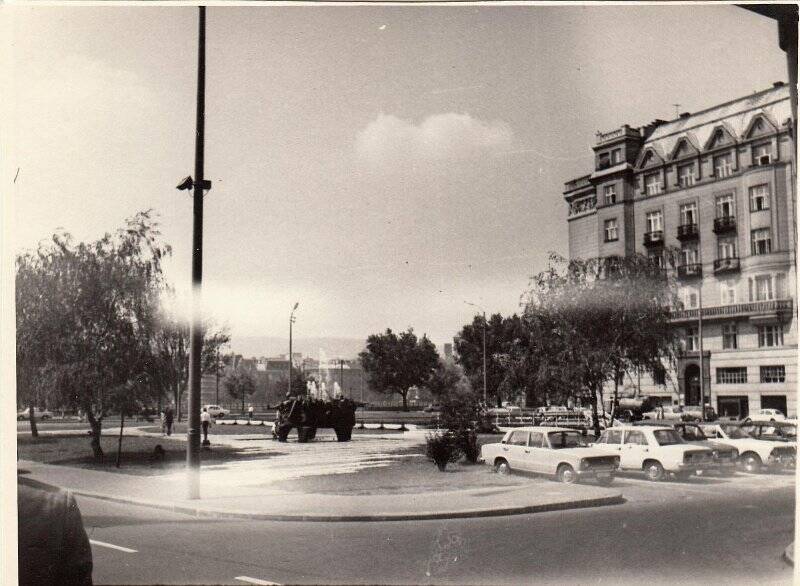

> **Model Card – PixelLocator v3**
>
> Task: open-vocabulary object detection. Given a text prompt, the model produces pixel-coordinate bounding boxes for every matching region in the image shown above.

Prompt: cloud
[355,112,513,165]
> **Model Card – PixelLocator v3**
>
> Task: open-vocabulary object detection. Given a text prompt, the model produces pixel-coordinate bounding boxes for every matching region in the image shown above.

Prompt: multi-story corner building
[564,82,796,418]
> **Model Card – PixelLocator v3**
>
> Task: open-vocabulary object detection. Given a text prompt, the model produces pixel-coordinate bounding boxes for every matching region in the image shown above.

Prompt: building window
[749,184,770,211]
[714,152,734,178]
[604,219,618,242]
[653,365,666,386]
[685,327,699,351]
[648,250,664,269]
[752,274,774,301]
[758,325,784,348]
[679,202,697,225]
[598,153,611,170]
[720,282,736,305]
[716,193,735,218]
[645,173,663,196]
[716,367,747,384]
[718,237,736,260]
[681,246,698,265]
[752,143,771,166]
[722,324,738,350]
[760,366,786,383]
[678,163,696,187]
[682,287,699,309]
[751,228,772,255]
[611,148,622,164]
[646,210,663,232]
[603,184,617,205]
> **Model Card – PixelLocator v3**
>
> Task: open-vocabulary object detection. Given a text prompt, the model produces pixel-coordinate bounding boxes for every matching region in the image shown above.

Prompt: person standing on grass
[165,406,174,436]
[248,404,254,423]
[201,407,211,443]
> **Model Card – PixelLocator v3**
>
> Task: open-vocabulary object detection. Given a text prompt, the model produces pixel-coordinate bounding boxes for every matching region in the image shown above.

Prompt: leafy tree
[454,313,533,407]
[428,360,486,460]
[521,253,678,436]
[359,328,439,411]
[16,211,169,457]
[149,303,230,421]
[224,367,257,414]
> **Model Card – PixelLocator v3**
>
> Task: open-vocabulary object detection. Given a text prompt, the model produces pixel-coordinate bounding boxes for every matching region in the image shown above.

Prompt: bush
[425,431,461,471]
[457,429,480,464]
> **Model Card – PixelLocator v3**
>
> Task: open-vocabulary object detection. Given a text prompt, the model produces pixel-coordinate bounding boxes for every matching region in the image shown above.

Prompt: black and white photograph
[3,3,798,585]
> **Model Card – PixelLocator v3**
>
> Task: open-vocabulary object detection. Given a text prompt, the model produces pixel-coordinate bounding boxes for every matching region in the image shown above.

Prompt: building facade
[564,82,797,418]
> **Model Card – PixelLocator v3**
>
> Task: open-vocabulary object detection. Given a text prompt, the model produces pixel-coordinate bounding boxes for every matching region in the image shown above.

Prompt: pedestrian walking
[165,406,174,436]
[159,410,166,436]
[201,407,211,443]
[248,404,254,423]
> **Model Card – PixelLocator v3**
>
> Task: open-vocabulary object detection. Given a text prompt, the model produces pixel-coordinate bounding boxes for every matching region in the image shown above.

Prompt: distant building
[443,343,453,361]
[563,83,796,417]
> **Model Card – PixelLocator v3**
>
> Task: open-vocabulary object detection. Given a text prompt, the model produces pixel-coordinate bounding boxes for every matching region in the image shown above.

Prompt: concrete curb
[68,488,624,522]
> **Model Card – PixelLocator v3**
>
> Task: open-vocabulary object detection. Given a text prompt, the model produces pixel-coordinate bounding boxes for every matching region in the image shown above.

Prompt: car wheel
[644,460,665,481]
[557,464,577,484]
[494,459,510,475]
[740,452,762,474]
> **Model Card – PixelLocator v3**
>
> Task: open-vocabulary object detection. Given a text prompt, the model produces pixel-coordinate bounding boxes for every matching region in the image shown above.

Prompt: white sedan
[17,408,54,421]
[746,408,787,423]
[480,426,619,484]
[204,405,228,418]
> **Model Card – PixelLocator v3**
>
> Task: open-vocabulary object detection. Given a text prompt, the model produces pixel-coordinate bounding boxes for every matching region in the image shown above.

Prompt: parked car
[700,423,796,473]
[480,426,619,485]
[634,421,739,473]
[682,405,717,421]
[591,424,714,481]
[487,406,523,418]
[204,404,228,419]
[641,405,691,421]
[423,403,442,413]
[739,421,796,443]
[746,408,787,423]
[17,408,54,421]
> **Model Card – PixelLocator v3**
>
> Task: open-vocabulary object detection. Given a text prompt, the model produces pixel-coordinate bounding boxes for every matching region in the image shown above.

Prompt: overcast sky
[6,4,787,352]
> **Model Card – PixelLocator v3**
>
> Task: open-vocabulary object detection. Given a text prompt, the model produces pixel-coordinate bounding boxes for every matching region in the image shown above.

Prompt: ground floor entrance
[760,395,788,416]
[717,395,749,419]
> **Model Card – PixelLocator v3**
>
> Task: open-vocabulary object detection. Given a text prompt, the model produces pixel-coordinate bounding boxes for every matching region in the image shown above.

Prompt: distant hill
[230,336,367,360]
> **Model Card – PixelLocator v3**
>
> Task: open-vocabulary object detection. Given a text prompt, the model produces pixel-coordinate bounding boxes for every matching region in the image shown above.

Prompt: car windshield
[723,426,751,439]
[681,425,707,441]
[548,431,586,449]
[653,429,684,446]
[782,425,797,438]
[765,425,796,438]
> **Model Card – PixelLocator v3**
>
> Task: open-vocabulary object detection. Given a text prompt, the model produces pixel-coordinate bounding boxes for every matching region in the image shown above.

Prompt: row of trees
[359,253,679,435]
[16,211,229,457]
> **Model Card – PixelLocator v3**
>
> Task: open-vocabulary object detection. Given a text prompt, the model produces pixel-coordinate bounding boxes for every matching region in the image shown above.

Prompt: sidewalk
[18,459,623,522]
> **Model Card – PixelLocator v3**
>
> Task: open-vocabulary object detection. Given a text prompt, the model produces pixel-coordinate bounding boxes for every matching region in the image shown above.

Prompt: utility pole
[289,302,298,396]
[698,284,705,420]
[215,347,220,405]
[186,6,207,500]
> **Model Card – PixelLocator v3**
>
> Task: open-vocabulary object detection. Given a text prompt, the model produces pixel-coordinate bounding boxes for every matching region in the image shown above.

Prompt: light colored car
[746,408,787,423]
[17,408,54,421]
[740,421,796,443]
[635,421,739,474]
[701,423,795,473]
[480,426,619,484]
[204,404,228,418]
[591,424,714,481]
[642,405,689,421]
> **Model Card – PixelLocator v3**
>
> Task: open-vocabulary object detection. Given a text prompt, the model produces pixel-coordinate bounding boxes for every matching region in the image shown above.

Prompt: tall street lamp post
[179,6,211,501]
[464,301,487,405]
[288,302,299,396]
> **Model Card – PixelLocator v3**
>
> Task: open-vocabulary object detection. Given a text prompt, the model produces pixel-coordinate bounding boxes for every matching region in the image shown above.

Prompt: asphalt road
[73,471,795,585]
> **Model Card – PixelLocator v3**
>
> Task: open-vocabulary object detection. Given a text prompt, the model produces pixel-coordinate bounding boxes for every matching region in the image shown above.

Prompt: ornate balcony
[643,230,664,247]
[677,223,699,241]
[713,216,736,234]
[671,299,793,324]
[713,257,740,274]
[677,263,702,279]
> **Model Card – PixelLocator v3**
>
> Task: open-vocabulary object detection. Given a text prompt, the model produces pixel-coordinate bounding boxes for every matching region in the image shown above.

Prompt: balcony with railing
[564,174,592,193]
[713,257,740,274]
[713,216,737,234]
[677,223,699,241]
[677,263,702,279]
[643,231,664,247]
[671,298,793,323]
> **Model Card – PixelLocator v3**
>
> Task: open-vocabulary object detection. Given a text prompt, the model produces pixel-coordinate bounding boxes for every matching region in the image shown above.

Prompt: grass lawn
[17,433,285,476]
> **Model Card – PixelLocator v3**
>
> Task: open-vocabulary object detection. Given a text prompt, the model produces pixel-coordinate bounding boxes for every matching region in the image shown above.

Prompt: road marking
[235,577,282,585]
[89,539,138,553]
